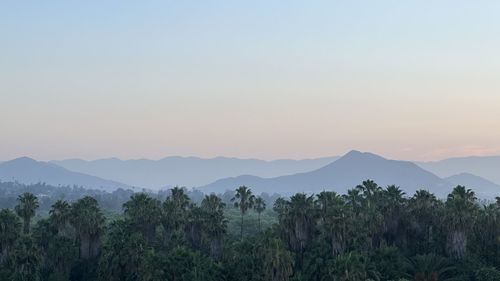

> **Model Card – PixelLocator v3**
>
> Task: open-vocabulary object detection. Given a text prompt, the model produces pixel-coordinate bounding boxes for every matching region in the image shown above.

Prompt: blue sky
[1,1,500,161]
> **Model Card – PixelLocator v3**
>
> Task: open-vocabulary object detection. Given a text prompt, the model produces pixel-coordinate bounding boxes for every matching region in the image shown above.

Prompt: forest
[1,180,500,281]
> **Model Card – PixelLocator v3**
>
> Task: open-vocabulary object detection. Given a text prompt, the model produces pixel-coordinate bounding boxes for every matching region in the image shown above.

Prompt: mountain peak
[345,150,363,156]
[340,150,386,161]
[200,149,449,196]
[5,157,39,165]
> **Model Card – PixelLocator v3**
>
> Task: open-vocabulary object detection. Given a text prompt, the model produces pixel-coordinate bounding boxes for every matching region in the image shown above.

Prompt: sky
[1,1,500,162]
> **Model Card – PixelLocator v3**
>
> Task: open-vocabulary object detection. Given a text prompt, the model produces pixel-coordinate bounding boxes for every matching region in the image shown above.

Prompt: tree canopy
[1,181,500,281]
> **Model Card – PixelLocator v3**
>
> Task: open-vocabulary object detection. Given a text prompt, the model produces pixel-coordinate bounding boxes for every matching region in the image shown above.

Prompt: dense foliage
[1,180,500,281]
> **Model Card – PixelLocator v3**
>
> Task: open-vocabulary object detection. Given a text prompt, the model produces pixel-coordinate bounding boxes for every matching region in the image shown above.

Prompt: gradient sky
[1,1,500,161]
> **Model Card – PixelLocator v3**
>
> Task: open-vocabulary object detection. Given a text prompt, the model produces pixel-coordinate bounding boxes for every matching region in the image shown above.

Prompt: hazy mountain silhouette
[445,173,500,197]
[0,157,132,191]
[4,152,499,198]
[51,156,339,189]
[200,150,451,196]
[418,156,500,185]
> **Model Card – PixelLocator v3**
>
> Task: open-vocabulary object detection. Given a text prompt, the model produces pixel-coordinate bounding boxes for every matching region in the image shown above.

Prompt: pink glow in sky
[1,1,500,161]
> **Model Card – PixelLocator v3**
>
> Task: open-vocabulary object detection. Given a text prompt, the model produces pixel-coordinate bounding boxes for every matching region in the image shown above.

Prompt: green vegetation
[1,180,500,280]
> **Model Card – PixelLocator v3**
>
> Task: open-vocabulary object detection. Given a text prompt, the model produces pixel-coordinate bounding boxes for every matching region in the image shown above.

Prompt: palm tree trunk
[448,231,467,259]
[258,213,261,233]
[23,217,30,234]
[1,247,8,263]
[240,212,244,240]
[210,237,223,261]
[80,234,90,259]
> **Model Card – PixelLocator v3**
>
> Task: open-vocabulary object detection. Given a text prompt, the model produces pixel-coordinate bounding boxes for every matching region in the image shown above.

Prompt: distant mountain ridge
[0,157,132,191]
[50,156,339,189]
[444,173,500,197]
[2,152,500,198]
[199,151,452,197]
[418,156,500,185]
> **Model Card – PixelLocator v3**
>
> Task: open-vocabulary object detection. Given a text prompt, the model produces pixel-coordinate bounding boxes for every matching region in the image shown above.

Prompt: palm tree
[49,200,72,236]
[444,186,478,259]
[273,197,290,224]
[123,193,162,243]
[231,186,255,239]
[316,191,347,256]
[407,254,456,281]
[45,236,78,281]
[202,194,226,213]
[381,185,406,246]
[97,220,152,281]
[383,185,405,207]
[343,188,373,250]
[15,192,39,234]
[10,236,41,281]
[356,180,382,208]
[343,188,363,215]
[329,251,381,281]
[0,208,22,262]
[254,197,266,232]
[186,205,205,250]
[169,186,191,209]
[474,203,500,264]
[345,181,384,251]
[264,238,294,281]
[201,194,227,261]
[163,187,191,233]
[286,193,316,268]
[70,196,106,259]
[408,190,443,254]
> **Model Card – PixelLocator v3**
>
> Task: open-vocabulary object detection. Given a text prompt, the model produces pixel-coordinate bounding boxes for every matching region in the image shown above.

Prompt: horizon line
[3,150,500,164]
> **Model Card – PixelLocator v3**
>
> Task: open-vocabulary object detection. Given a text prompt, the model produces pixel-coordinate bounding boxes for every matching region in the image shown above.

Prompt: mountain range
[50,156,338,189]
[0,157,131,191]
[199,151,452,196]
[1,151,499,198]
[444,173,500,198]
[418,156,500,186]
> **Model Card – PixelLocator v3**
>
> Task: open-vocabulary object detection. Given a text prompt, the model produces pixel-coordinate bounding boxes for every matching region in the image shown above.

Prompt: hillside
[0,157,132,191]
[200,151,450,196]
[418,156,500,185]
[51,156,338,189]
[445,173,500,197]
